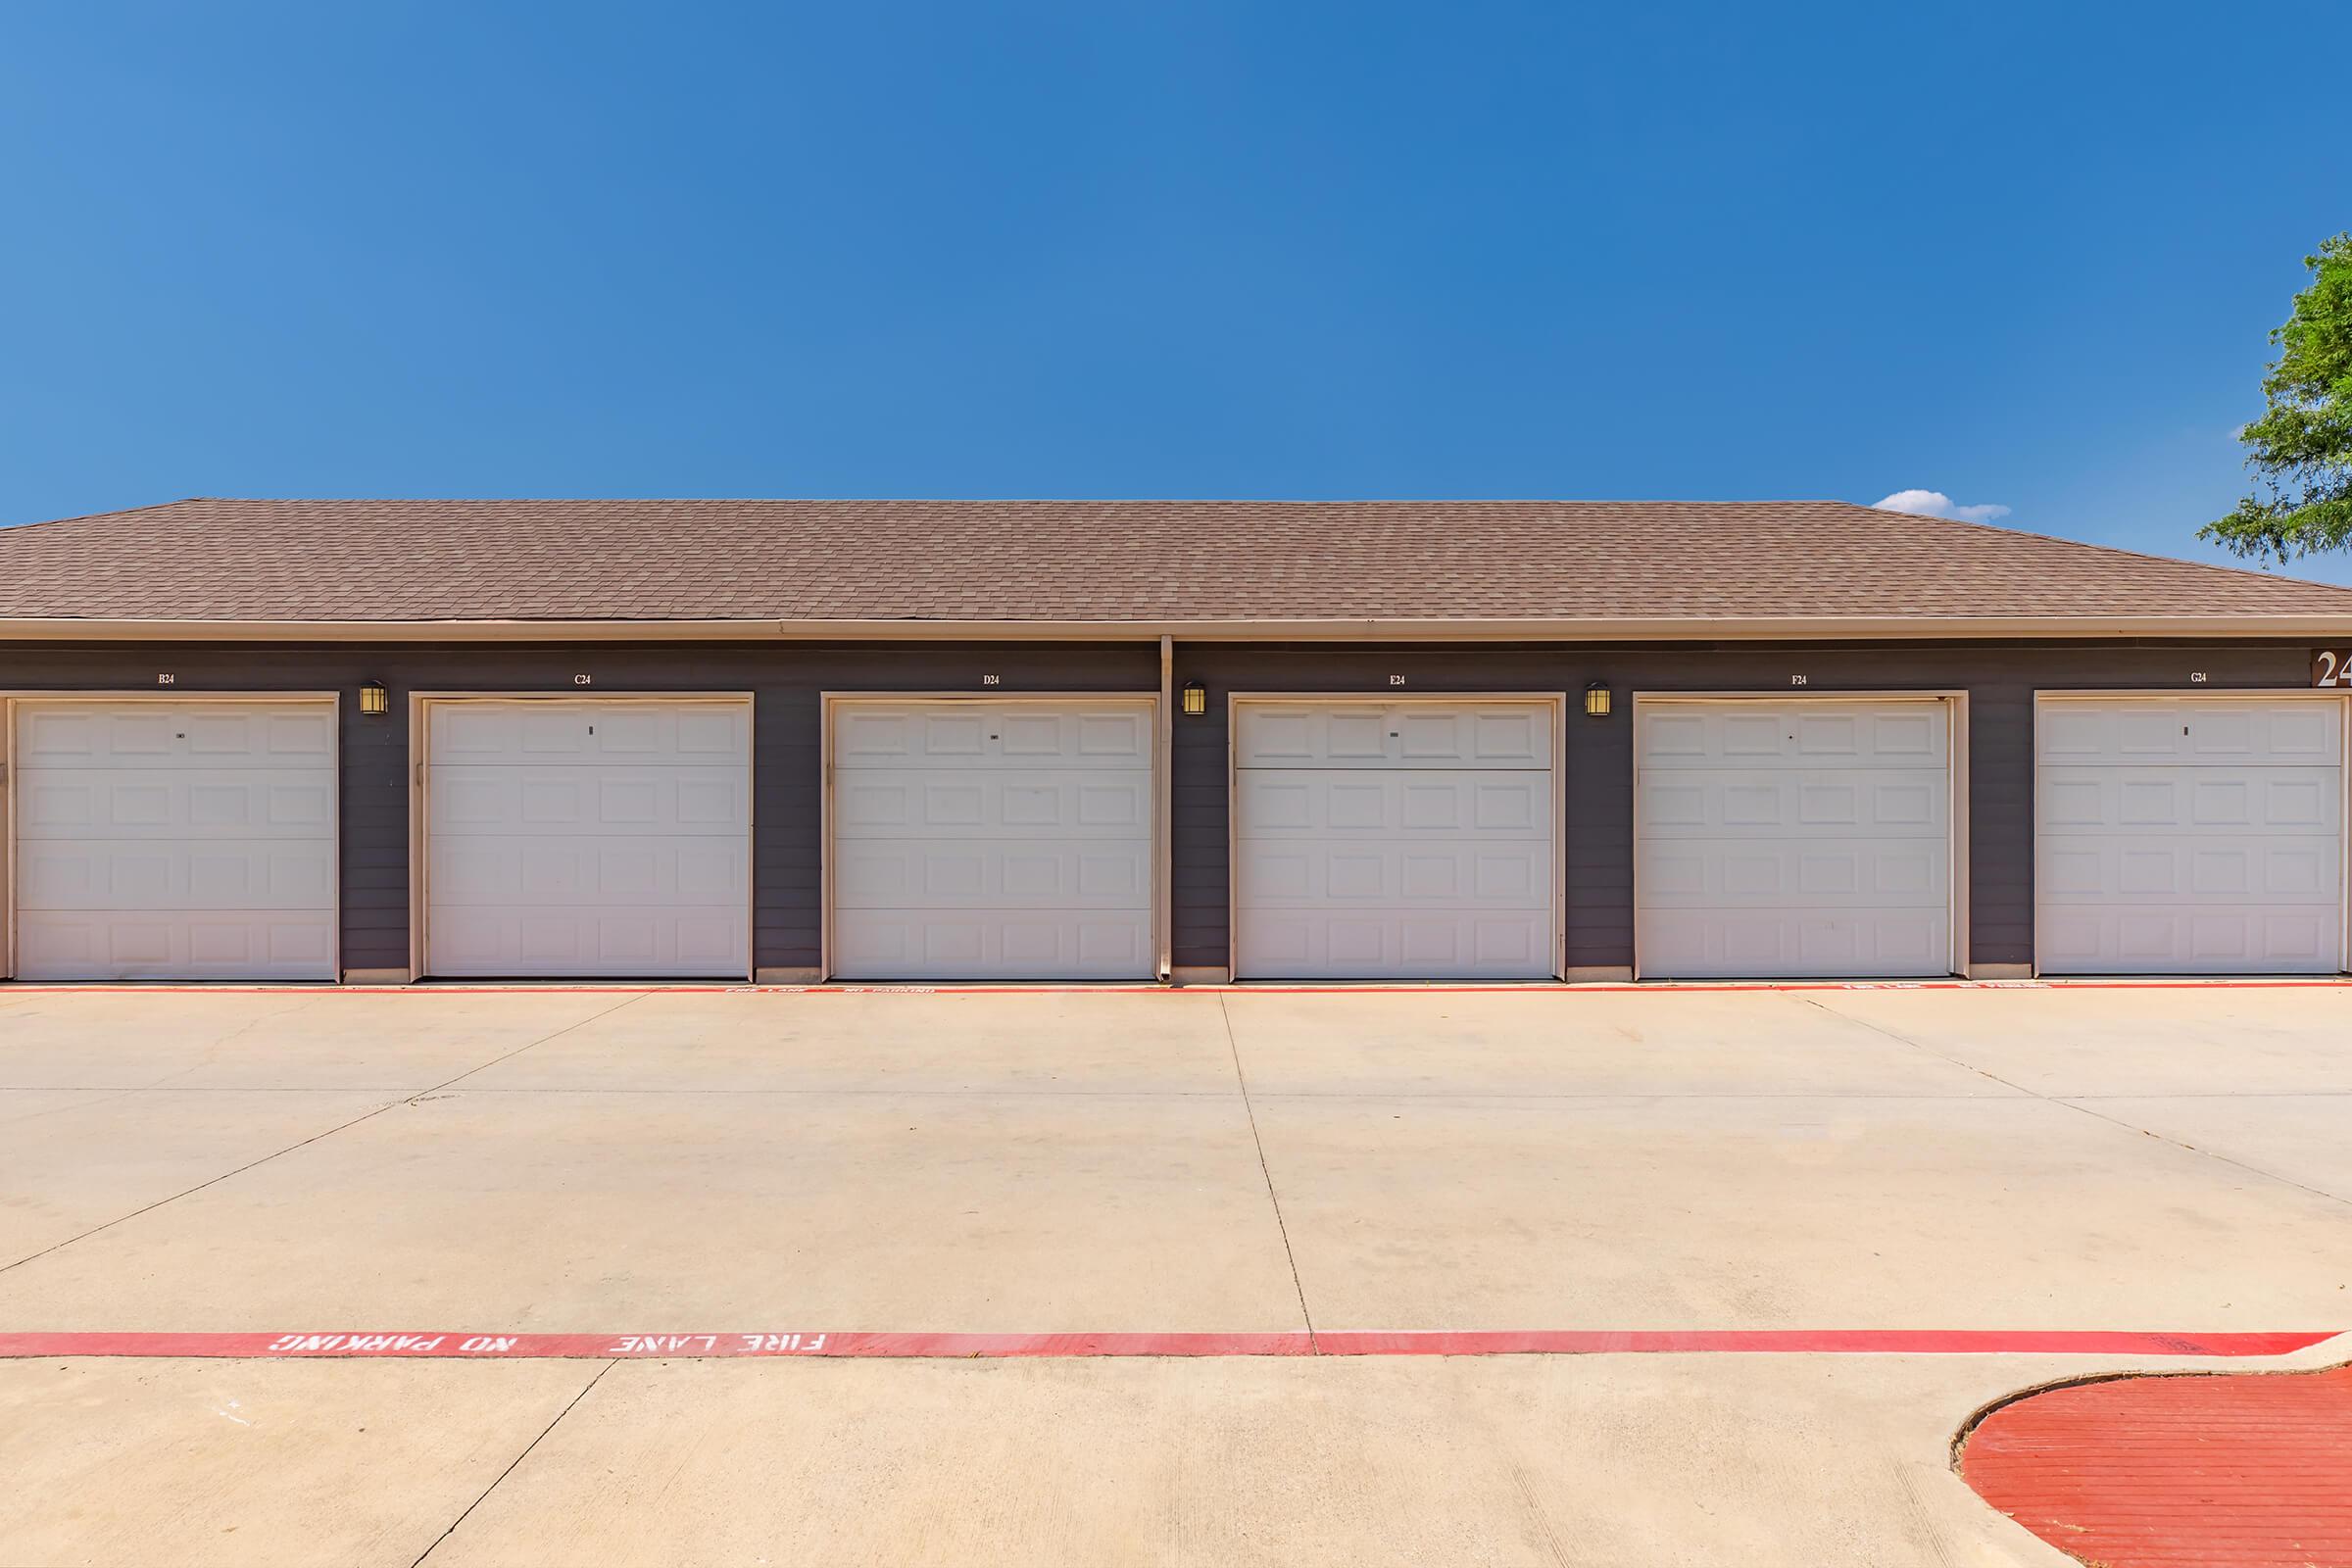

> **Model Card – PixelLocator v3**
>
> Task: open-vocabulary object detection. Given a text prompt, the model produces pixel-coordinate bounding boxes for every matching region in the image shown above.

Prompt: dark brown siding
[0,643,1156,973]
[0,636,2327,977]
[1168,640,2325,972]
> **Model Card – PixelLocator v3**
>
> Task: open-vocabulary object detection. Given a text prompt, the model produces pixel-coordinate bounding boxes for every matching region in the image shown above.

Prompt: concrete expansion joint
[409,1358,617,1567]
[1805,992,2352,1215]
[1217,993,1319,1351]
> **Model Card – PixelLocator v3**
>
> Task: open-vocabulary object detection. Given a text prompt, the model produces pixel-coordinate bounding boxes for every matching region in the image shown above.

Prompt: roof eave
[0,614,2347,643]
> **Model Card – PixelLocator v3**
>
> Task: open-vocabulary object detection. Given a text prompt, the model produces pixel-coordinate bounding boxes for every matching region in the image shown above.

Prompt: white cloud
[1874,488,2012,524]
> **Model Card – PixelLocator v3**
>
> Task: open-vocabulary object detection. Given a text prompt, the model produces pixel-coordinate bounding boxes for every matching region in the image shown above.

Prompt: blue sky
[4,1,2349,581]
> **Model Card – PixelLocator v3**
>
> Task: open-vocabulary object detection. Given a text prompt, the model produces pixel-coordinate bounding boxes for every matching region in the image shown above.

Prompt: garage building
[2,498,2348,983]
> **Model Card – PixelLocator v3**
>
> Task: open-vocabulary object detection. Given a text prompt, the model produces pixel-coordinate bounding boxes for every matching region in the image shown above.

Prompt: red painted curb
[0,1329,2330,1362]
[1315,1330,2337,1357]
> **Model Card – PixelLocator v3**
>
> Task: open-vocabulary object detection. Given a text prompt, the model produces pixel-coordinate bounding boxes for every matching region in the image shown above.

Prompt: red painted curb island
[1963,1361,2352,1568]
[0,1329,2331,1361]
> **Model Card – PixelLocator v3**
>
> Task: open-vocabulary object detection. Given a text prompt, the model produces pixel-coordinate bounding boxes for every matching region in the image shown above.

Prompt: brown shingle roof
[3,497,2349,629]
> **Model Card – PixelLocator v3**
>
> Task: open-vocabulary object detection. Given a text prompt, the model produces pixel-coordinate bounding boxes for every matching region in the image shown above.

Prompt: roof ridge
[1874,504,2352,596]
[1,497,212,534]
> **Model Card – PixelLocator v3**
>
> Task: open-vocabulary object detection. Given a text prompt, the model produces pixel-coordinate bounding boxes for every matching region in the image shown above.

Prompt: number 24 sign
[2316,649,2352,688]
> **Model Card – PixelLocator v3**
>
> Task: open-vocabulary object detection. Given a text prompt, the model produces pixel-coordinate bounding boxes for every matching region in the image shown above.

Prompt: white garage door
[1233,701,1556,979]
[829,700,1154,980]
[2036,698,2345,974]
[1636,699,1954,978]
[9,700,338,981]
[425,700,751,978]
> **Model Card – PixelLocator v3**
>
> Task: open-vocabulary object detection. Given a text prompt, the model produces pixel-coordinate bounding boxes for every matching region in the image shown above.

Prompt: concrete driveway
[1,981,2347,1565]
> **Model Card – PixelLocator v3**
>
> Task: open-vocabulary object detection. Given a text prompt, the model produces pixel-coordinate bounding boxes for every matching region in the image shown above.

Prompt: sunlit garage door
[2036,696,2345,974]
[1232,700,1557,979]
[8,699,338,981]
[423,698,753,978]
[828,699,1155,980]
[1635,698,1956,978]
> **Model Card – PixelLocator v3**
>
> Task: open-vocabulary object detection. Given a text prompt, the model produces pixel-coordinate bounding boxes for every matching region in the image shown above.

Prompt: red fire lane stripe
[0,1330,2331,1361]
[1318,1330,2338,1356]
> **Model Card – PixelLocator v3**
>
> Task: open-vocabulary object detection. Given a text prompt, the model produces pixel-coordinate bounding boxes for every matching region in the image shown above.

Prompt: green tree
[2201,232,2352,561]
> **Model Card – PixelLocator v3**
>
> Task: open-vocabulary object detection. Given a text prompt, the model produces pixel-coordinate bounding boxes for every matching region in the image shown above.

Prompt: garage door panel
[2039,700,2341,764]
[2038,766,2340,834]
[21,839,334,911]
[425,906,745,978]
[1638,702,1948,769]
[2038,834,2339,904]
[833,840,1148,909]
[834,771,1150,838]
[1237,704,1552,769]
[1238,839,1549,908]
[1241,910,1549,979]
[1635,838,1947,907]
[830,909,1151,981]
[428,835,746,906]
[836,704,1151,769]
[1235,771,1547,837]
[16,909,336,980]
[430,703,749,764]
[18,771,334,838]
[28,906,337,977]
[1640,769,1950,838]
[186,711,333,761]
[1639,908,1951,979]
[2039,906,2342,975]
[15,705,335,768]
[426,766,748,835]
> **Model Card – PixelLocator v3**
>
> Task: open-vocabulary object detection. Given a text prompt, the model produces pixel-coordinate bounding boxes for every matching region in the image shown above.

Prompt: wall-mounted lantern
[1583,682,1612,719]
[358,681,390,717]
[1181,679,1207,716]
